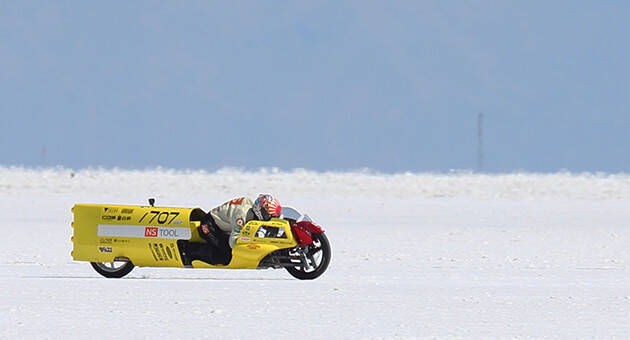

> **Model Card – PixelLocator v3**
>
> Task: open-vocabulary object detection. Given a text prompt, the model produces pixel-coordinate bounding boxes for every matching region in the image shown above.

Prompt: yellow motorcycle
[71,199,331,280]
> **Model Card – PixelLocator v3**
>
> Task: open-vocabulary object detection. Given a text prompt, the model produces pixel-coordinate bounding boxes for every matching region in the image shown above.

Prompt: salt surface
[1,168,629,338]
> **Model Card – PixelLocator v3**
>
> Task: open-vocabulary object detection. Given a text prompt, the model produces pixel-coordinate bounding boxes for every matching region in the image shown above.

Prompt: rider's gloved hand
[199,223,220,248]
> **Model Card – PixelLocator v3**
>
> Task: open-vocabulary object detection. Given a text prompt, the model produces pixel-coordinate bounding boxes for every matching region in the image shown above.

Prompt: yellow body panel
[71,203,297,269]
[191,219,297,269]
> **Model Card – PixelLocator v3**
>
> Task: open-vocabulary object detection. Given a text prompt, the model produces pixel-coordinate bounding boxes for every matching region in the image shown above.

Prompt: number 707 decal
[139,211,180,224]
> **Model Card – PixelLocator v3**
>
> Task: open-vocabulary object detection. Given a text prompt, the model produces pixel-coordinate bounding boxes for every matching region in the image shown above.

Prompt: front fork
[297,245,316,271]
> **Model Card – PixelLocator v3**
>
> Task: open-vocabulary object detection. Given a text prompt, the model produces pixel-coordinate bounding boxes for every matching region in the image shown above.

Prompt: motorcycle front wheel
[286,232,331,280]
[90,260,134,278]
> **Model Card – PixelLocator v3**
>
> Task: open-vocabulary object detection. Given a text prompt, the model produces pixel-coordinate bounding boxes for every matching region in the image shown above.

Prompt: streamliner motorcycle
[71,199,331,280]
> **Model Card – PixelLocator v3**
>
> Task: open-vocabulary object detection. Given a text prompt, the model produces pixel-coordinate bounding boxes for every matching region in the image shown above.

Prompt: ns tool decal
[97,225,192,240]
[143,226,188,239]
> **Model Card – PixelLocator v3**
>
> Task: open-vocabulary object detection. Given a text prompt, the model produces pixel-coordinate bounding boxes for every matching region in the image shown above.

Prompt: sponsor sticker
[104,208,119,213]
[239,237,251,242]
[145,227,158,237]
[98,246,112,253]
[121,208,134,214]
[159,227,191,239]
[98,225,192,240]
[102,215,117,220]
[246,244,260,250]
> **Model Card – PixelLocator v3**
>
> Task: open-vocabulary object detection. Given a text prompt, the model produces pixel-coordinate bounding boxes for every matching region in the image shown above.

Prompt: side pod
[71,203,205,267]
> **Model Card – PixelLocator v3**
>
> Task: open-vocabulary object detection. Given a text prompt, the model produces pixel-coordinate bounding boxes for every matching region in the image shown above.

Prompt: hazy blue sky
[1,1,629,173]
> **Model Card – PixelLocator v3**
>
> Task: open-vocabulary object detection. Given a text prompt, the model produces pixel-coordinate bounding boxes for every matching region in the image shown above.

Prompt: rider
[179,194,282,266]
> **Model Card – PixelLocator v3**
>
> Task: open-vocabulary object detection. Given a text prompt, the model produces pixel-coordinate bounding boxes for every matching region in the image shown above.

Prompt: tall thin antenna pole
[477,113,484,172]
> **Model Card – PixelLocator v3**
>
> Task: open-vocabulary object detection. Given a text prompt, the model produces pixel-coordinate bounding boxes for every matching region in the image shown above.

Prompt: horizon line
[0,165,628,177]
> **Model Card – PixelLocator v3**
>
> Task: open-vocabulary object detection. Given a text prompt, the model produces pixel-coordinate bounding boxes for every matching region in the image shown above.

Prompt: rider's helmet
[253,194,282,221]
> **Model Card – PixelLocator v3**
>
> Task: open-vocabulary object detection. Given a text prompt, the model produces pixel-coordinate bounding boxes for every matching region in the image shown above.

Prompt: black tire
[286,232,331,280]
[90,260,134,278]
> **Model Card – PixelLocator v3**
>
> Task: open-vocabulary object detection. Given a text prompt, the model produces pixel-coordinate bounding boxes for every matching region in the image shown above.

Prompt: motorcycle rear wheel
[286,232,331,280]
[90,260,134,278]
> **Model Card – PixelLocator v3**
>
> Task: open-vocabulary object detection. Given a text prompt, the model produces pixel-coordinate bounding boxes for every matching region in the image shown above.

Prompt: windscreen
[280,207,312,222]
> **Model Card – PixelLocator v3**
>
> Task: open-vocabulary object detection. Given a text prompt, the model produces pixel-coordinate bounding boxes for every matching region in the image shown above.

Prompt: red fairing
[291,221,324,247]
[296,221,324,234]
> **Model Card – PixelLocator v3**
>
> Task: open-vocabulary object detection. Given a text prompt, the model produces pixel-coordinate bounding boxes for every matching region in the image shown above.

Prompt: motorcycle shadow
[23,275,294,281]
